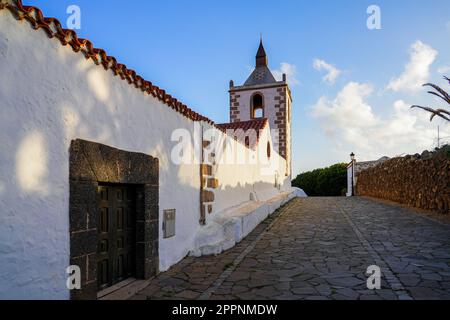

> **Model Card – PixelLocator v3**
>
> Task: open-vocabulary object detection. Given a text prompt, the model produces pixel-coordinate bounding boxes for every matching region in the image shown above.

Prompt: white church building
[0,0,302,299]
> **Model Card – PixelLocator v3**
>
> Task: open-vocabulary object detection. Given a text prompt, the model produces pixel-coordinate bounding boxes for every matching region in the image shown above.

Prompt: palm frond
[427,91,450,104]
[412,76,450,122]
[423,83,450,104]
[430,109,450,121]
[411,105,450,122]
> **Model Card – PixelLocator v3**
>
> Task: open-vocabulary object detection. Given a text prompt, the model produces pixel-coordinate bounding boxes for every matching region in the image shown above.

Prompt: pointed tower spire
[256,37,268,67]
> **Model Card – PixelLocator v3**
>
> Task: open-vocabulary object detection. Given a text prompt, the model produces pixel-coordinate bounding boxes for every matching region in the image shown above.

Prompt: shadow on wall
[0,19,289,298]
[0,20,198,298]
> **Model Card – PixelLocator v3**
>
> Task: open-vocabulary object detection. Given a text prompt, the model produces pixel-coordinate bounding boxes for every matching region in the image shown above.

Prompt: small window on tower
[245,136,250,147]
[251,94,264,119]
[253,94,263,107]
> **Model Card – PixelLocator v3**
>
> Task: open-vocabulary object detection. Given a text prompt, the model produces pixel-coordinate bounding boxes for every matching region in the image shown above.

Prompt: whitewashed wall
[0,12,292,299]
[346,163,354,197]
[0,12,202,299]
[203,123,290,219]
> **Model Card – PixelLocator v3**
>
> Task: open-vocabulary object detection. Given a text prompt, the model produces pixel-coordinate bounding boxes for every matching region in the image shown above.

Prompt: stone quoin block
[201,190,215,203]
[144,185,159,221]
[201,164,213,176]
[70,230,97,257]
[207,178,219,189]
[69,181,97,232]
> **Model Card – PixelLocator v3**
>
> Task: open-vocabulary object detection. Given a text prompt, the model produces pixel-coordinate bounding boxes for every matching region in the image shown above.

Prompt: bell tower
[229,39,292,176]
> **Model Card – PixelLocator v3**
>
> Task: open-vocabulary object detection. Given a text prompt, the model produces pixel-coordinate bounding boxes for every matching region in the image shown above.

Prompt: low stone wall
[356,147,450,214]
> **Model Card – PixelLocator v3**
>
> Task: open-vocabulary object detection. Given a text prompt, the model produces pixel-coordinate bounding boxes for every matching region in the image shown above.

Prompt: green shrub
[292,163,347,197]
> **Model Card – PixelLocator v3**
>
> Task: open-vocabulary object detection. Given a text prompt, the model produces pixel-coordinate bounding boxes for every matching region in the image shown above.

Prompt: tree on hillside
[412,76,450,122]
[292,163,347,197]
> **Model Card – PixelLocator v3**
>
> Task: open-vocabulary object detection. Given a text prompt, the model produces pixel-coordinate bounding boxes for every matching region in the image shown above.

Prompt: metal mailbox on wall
[163,209,176,238]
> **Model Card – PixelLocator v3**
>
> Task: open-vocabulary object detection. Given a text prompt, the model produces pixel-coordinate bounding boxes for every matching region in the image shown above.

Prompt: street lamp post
[350,152,355,196]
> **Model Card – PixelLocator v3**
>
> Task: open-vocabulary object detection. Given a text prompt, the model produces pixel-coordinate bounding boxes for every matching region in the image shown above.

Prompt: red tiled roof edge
[216,118,269,149]
[0,0,215,125]
[216,118,269,132]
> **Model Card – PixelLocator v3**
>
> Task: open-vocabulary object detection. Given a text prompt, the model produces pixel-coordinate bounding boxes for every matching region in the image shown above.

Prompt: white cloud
[312,82,378,136]
[387,40,438,92]
[273,62,299,85]
[438,65,450,75]
[311,82,448,160]
[313,59,341,84]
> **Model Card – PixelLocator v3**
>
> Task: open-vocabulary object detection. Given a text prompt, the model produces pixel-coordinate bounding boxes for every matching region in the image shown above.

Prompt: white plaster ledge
[189,188,304,257]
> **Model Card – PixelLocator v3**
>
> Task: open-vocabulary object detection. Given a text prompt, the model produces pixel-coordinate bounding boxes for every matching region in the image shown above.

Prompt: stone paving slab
[130,197,450,300]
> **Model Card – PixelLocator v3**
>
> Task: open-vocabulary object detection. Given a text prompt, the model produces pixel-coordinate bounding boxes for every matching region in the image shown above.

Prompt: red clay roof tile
[216,118,269,149]
[216,118,268,132]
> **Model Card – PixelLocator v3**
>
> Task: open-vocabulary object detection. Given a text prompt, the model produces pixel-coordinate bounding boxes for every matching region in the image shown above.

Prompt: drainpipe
[199,123,205,225]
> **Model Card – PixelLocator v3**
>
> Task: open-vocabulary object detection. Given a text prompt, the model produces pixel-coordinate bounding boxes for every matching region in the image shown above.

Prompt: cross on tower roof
[243,39,276,86]
[256,38,268,67]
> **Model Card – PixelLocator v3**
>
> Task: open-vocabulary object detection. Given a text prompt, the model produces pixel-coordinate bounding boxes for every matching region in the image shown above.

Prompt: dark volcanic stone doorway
[69,139,159,300]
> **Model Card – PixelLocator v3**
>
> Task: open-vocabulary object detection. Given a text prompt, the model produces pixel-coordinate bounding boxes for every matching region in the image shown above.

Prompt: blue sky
[28,0,450,175]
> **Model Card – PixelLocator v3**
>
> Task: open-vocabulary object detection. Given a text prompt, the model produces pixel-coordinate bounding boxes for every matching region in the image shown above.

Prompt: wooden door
[97,184,136,290]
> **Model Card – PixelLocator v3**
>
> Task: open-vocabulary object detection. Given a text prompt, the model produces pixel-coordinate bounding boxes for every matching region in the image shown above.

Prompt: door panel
[97,185,136,289]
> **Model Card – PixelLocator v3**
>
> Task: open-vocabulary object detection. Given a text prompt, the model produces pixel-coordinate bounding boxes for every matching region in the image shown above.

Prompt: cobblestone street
[132,197,450,300]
